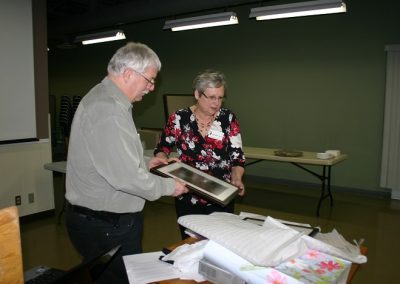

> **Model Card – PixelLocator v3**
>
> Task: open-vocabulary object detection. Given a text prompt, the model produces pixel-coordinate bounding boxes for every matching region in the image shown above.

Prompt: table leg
[291,163,334,216]
[315,165,334,216]
[327,166,333,206]
[57,198,66,224]
[245,159,263,167]
[245,160,335,216]
[57,173,66,224]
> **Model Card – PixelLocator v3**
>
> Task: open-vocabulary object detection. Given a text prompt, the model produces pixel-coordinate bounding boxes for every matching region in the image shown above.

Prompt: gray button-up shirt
[66,77,174,213]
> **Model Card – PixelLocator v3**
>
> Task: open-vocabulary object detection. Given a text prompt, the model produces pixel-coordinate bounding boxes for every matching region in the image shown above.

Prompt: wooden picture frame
[151,161,239,206]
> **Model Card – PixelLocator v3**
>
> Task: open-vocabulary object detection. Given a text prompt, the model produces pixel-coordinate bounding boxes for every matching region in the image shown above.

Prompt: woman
[154,69,245,239]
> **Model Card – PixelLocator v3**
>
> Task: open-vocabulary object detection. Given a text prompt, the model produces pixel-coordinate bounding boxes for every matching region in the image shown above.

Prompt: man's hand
[171,179,188,197]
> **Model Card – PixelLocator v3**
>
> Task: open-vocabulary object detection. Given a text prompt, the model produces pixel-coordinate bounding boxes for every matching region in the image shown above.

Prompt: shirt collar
[102,77,132,111]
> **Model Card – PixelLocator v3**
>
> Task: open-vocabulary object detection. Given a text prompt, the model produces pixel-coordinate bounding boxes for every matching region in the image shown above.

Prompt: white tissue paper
[203,240,303,284]
[309,229,367,264]
[161,239,208,282]
[263,217,367,263]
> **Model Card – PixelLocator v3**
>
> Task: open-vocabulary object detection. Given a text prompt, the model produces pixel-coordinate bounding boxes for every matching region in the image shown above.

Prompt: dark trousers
[65,204,143,284]
[175,194,234,239]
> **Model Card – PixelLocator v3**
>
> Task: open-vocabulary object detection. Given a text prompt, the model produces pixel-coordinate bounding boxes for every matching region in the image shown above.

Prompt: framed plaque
[150,161,239,206]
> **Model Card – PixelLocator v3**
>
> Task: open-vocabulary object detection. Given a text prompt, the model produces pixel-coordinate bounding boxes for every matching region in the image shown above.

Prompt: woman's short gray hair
[192,69,227,93]
[107,42,161,75]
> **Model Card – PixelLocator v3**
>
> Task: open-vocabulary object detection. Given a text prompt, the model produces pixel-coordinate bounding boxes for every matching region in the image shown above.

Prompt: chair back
[0,206,24,284]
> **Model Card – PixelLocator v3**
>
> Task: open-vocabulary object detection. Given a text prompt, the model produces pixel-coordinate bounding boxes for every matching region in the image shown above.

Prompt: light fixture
[163,12,238,31]
[249,0,346,21]
[74,29,126,45]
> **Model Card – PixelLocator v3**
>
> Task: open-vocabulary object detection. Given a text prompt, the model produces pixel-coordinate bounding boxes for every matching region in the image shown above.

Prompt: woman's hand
[148,156,168,169]
[148,152,169,169]
[149,152,181,169]
[231,179,245,196]
[167,157,180,163]
[231,166,245,196]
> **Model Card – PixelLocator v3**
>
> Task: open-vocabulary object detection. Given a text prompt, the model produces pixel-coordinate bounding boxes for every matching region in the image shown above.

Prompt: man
[65,42,187,283]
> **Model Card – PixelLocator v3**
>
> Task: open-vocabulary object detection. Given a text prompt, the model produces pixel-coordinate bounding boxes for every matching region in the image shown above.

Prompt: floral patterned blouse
[154,107,245,204]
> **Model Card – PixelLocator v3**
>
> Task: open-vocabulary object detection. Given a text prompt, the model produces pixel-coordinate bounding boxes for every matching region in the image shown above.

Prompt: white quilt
[178,212,367,267]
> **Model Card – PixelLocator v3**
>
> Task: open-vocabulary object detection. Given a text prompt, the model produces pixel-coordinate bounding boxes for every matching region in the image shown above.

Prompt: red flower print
[314,268,326,275]
[154,108,245,188]
[318,260,341,271]
[161,146,171,154]
[174,128,181,137]
[168,113,176,124]
[199,198,208,204]
[214,139,224,149]
[230,120,240,135]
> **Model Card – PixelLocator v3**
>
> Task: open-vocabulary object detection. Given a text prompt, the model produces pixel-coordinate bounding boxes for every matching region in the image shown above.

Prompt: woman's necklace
[194,106,215,136]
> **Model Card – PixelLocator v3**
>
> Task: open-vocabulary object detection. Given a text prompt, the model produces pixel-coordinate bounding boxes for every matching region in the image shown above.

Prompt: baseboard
[244,175,391,199]
[19,209,55,224]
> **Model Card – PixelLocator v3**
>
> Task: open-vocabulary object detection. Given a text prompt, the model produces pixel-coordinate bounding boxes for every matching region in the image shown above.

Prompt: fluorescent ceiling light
[164,12,238,31]
[75,30,126,45]
[249,0,346,21]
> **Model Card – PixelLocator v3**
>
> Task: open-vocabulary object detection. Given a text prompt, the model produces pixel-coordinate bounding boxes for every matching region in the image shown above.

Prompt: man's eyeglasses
[201,92,225,103]
[133,70,155,86]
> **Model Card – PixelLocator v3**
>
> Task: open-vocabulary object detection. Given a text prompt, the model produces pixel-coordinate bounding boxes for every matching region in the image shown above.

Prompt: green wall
[48,0,400,193]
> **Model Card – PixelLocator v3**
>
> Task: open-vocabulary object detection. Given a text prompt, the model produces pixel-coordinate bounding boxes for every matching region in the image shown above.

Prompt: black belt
[66,201,128,225]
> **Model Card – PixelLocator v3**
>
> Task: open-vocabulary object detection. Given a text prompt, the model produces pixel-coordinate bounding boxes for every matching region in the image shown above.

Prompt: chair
[0,206,24,284]
[162,94,196,122]
[137,128,163,149]
[137,94,195,150]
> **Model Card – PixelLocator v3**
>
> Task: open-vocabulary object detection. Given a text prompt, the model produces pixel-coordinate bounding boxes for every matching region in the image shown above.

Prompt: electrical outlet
[15,195,22,206]
[28,193,35,203]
